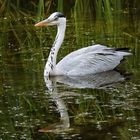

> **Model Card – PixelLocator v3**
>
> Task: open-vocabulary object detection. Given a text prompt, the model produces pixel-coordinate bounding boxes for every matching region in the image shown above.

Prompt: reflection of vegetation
[63,83,140,139]
[0,0,140,139]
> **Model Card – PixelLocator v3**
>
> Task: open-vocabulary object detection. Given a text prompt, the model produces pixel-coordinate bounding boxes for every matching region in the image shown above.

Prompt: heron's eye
[54,17,58,21]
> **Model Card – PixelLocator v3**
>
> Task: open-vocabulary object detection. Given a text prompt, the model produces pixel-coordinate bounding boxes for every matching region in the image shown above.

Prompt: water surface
[0,9,140,140]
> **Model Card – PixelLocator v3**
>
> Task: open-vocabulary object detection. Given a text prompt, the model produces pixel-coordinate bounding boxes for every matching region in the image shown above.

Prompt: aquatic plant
[0,0,140,139]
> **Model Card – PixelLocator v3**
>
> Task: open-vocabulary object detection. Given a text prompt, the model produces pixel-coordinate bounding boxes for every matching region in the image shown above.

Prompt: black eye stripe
[54,16,58,20]
[56,12,65,17]
[58,14,65,18]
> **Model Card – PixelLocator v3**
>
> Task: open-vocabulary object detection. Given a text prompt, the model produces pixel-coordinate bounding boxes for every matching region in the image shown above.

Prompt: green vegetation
[0,0,140,139]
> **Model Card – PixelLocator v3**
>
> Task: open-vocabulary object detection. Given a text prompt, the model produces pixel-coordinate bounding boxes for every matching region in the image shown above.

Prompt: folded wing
[56,44,131,76]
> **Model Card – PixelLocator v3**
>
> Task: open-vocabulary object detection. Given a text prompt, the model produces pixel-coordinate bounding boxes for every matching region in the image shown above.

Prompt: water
[1,8,140,140]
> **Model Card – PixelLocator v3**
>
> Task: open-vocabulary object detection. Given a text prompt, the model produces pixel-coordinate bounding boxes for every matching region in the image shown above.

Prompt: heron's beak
[34,19,50,27]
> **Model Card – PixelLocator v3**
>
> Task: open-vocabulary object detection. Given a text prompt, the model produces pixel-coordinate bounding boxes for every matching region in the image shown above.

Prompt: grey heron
[35,12,131,77]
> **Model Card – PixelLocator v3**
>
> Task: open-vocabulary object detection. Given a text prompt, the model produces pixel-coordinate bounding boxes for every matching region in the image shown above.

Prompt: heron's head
[35,12,66,27]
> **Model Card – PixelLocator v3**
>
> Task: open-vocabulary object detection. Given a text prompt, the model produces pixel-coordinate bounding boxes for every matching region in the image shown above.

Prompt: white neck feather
[44,18,66,76]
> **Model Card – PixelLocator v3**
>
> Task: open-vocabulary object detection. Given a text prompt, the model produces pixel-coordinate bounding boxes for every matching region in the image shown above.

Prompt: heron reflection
[39,70,128,133]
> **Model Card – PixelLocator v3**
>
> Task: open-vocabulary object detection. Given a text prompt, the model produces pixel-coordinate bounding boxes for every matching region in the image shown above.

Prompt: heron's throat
[44,23,66,76]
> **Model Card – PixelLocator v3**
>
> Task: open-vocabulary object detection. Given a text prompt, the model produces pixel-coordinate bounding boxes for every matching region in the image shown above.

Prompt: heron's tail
[115,48,132,56]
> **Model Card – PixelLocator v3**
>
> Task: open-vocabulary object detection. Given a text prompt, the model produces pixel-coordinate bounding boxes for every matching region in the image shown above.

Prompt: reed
[37,0,45,19]
[0,0,139,139]
[57,0,63,12]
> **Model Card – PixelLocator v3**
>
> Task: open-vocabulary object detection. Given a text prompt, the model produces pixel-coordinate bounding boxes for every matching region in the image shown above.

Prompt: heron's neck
[44,23,66,76]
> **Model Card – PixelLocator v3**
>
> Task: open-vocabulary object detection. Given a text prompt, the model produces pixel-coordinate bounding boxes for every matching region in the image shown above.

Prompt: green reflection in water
[0,1,140,140]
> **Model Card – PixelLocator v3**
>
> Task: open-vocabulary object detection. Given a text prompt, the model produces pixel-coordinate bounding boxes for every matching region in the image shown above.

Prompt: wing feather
[55,44,130,76]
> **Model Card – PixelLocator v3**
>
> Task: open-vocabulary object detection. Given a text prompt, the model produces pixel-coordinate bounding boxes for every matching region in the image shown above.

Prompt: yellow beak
[34,21,49,27]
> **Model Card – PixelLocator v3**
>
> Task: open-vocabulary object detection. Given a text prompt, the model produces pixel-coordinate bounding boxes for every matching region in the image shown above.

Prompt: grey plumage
[35,12,131,77]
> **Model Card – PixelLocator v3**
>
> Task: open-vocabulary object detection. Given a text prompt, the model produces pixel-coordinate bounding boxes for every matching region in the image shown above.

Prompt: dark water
[1,9,140,140]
